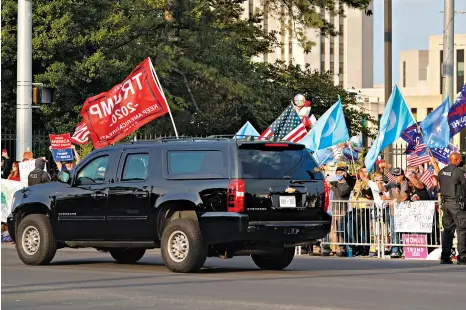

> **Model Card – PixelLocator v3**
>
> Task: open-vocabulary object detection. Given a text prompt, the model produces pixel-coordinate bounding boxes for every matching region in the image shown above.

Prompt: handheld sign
[49,133,74,162]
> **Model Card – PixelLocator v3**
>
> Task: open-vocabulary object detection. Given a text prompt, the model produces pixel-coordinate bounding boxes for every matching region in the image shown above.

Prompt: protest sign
[402,234,428,260]
[51,149,74,162]
[1,179,23,222]
[49,134,72,149]
[394,201,435,233]
[81,58,171,149]
[19,160,47,187]
[49,133,75,162]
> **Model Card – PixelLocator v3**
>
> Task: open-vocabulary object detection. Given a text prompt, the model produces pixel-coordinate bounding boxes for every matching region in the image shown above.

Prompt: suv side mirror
[57,171,70,184]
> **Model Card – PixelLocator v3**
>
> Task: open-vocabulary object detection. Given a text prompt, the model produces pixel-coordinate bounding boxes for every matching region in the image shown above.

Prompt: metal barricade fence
[295,200,442,258]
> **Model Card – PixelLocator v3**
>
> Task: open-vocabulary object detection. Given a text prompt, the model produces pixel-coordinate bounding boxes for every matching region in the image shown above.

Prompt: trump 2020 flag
[420,97,450,148]
[300,99,349,151]
[365,85,416,172]
[234,121,259,139]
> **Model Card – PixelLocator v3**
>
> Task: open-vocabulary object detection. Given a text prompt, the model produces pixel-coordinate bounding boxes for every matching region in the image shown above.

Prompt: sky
[372,0,466,85]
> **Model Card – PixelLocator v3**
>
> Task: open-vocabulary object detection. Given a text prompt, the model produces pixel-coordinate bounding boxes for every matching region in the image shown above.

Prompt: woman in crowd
[7,161,20,182]
[405,166,430,201]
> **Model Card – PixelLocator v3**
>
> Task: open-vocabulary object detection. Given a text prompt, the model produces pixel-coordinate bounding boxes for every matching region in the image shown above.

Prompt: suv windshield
[239,149,322,180]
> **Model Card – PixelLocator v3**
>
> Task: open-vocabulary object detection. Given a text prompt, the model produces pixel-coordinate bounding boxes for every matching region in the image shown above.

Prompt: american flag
[71,121,90,144]
[385,172,395,183]
[258,105,307,142]
[407,142,430,166]
[420,166,434,189]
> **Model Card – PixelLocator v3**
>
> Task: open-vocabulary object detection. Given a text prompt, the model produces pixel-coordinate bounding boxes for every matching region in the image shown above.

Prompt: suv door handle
[133,189,149,198]
[91,191,107,199]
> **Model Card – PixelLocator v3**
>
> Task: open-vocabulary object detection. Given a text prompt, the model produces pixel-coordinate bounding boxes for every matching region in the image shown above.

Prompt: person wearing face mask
[327,167,353,256]
[438,152,466,265]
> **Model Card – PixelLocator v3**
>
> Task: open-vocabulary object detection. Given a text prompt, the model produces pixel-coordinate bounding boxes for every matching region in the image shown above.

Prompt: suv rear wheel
[110,249,146,264]
[16,214,57,265]
[161,218,207,273]
[251,247,295,270]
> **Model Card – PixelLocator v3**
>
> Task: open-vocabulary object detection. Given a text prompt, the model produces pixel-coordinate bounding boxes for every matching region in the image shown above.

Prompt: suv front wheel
[251,247,295,270]
[16,214,57,265]
[161,218,207,273]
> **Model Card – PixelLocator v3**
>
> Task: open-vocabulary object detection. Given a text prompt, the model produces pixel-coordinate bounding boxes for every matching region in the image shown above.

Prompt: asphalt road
[2,244,466,310]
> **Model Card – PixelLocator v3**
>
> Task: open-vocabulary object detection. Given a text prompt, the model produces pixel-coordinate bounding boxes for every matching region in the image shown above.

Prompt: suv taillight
[227,179,245,213]
[322,181,330,212]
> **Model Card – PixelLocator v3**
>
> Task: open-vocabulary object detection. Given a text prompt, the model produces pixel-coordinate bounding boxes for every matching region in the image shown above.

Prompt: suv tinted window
[239,149,321,180]
[122,154,149,181]
[167,150,225,176]
[77,155,109,184]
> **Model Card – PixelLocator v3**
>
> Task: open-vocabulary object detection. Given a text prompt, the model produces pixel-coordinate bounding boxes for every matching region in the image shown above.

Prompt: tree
[1,0,375,140]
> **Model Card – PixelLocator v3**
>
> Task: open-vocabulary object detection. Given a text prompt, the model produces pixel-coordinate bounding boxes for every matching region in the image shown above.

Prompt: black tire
[251,247,295,270]
[161,218,207,273]
[110,248,146,264]
[16,214,57,265]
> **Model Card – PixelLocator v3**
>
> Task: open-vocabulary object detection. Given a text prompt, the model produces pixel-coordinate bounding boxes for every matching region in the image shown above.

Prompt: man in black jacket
[438,152,466,265]
[28,158,51,186]
[326,167,354,256]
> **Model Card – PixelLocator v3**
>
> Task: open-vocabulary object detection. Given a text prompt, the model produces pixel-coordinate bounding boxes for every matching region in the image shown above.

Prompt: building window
[411,108,417,120]
[320,60,325,72]
[403,61,407,87]
[440,51,444,95]
[457,49,464,93]
[427,108,433,115]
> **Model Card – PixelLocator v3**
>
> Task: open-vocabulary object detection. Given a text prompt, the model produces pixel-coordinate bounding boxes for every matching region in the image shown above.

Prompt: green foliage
[1,0,375,140]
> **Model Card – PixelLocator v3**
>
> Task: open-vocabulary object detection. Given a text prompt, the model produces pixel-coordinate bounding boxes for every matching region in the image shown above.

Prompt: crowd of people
[310,161,442,258]
[1,146,81,184]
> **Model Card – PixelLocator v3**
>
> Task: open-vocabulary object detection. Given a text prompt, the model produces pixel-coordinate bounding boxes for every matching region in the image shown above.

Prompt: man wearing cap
[28,158,51,186]
[378,167,409,258]
[438,152,466,265]
[327,166,354,256]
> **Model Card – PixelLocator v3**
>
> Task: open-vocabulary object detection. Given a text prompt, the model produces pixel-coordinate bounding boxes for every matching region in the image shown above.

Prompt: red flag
[80,58,169,149]
[71,121,90,145]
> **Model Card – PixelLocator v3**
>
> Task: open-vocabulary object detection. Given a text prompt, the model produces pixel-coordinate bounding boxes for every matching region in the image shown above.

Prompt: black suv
[8,138,331,273]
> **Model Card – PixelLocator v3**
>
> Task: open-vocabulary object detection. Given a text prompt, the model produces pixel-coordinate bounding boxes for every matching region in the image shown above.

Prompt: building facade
[241,0,374,89]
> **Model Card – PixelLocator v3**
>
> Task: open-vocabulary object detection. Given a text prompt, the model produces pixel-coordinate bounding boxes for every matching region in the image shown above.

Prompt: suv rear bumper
[199,212,331,245]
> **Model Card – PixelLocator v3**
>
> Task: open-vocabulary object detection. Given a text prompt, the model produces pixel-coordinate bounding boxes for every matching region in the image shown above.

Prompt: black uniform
[438,164,466,262]
[28,158,51,186]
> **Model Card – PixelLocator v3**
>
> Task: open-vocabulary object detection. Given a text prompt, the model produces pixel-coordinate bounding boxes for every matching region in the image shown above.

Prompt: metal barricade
[296,200,442,258]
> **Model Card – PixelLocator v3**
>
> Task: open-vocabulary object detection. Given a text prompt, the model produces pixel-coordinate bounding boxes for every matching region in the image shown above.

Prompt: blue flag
[234,121,259,139]
[420,97,450,148]
[365,85,416,172]
[448,84,466,137]
[300,99,349,151]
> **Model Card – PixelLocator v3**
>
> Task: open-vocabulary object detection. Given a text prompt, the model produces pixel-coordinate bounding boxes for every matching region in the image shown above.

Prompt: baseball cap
[391,168,404,176]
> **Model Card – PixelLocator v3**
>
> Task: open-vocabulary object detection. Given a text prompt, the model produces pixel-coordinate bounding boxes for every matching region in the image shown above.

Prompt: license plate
[279,196,296,208]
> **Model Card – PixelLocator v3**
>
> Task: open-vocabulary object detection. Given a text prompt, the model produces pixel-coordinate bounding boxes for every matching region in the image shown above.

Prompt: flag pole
[399,86,440,174]
[148,58,179,138]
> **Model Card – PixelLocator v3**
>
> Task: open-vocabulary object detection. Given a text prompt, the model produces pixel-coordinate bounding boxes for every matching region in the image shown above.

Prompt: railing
[296,199,443,259]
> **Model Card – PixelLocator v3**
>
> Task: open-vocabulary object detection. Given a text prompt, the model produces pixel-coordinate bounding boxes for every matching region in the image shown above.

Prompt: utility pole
[383,0,392,165]
[16,0,33,161]
[443,0,455,106]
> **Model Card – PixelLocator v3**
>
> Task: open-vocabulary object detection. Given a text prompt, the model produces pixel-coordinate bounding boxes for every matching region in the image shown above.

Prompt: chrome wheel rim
[167,230,189,263]
[21,226,40,256]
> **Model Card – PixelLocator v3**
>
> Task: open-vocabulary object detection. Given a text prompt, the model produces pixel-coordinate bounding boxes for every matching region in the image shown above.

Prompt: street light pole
[16,0,33,161]
[383,0,392,165]
[443,0,455,106]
